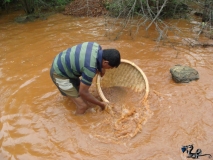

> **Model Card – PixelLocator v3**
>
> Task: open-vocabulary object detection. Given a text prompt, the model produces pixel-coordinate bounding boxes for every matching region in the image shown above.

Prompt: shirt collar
[97,47,102,73]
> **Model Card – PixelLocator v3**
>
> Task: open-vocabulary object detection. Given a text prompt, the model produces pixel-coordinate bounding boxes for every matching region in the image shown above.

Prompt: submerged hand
[99,102,109,110]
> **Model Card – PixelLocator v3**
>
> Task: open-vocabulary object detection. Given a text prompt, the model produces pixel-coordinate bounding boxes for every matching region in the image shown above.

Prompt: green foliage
[0,0,13,10]
[20,0,36,14]
[0,0,10,6]
[45,0,70,6]
[104,0,189,19]
[105,0,138,17]
[0,0,71,13]
[3,0,11,3]
[162,0,189,18]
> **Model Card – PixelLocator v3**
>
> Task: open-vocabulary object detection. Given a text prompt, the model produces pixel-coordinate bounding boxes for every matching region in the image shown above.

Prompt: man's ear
[103,60,109,64]
[102,60,109,66]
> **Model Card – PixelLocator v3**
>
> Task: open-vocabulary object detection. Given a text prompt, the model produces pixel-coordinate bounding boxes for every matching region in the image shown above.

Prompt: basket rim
[96,59,149,102]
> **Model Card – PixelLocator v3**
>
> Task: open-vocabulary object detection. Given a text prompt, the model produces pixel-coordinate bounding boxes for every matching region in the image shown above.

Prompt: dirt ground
[63,0,107,17]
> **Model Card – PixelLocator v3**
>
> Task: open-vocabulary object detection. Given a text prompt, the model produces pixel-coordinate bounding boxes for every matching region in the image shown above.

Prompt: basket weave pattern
[97,59,149,102]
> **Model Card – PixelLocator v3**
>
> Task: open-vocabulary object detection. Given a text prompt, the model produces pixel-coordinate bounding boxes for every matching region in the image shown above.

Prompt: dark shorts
[50,67,80,97]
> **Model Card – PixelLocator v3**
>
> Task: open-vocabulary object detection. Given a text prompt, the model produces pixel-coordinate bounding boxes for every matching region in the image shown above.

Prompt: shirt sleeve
[80,67,96,86]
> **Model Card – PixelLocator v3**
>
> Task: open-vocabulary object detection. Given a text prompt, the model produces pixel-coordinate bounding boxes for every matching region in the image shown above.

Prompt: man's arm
[79,82,106,110]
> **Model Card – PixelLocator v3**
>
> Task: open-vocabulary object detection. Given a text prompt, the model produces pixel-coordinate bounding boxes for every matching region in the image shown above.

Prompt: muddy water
[0,11,213,160]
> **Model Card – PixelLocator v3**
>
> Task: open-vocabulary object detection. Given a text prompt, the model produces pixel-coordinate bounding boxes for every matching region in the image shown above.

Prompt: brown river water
[0,11,213,160]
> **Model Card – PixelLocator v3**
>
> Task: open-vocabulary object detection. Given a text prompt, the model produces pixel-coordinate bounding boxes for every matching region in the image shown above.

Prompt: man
[50,42,121,114]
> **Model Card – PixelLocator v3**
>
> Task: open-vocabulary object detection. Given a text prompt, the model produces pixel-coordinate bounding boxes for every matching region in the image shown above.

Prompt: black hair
[102,49,121,67]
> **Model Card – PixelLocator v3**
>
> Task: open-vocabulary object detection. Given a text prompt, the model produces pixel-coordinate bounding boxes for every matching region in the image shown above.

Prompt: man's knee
[71,97,89,114]
[76,103,89,114]
[78,102,88,110]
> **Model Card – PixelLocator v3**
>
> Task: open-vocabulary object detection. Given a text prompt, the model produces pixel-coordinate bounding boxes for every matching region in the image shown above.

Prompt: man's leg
[70,96,90,114]
[50,70,90,114]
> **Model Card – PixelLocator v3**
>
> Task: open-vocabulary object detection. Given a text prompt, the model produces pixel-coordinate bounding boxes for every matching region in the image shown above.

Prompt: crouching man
[50,42,121,114]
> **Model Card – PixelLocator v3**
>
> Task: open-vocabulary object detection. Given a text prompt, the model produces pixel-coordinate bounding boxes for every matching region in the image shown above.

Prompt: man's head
[102,49,120,69]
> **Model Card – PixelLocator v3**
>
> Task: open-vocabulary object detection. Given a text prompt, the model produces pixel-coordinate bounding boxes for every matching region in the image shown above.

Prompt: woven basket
[96,59,149,102]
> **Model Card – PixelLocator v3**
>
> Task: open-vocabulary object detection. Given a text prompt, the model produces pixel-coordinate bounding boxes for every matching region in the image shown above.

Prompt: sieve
[96,59,149,102]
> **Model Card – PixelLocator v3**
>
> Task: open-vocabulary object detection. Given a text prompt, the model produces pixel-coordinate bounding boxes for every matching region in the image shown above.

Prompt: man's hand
[99,102,108,110]
[79,82,109,110]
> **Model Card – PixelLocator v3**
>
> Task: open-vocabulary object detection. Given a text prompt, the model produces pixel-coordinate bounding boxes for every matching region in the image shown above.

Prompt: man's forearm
[80,91,103,106]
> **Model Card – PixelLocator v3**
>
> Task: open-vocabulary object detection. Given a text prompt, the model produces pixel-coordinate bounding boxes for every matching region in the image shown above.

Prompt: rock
[193,11,203,17]
[15,16,29,23]
[14,14,47,23]
[190,21,201,25]
[192,26,201,33]
[182,38,200,46]
[170,65,199,83]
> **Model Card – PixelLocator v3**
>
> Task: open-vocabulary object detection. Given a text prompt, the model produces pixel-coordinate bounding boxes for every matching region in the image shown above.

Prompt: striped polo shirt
[52,42,103,85]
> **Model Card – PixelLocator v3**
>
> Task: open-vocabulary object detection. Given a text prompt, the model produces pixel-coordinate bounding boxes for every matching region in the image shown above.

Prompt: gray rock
[170,65,199,83]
